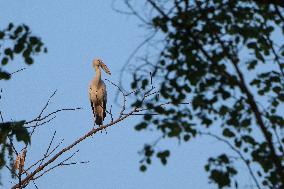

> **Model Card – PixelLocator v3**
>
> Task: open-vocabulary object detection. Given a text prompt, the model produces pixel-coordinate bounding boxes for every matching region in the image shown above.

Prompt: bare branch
[25,108,82,125]
[124,0,151,25]
[0,88,4,122]
[25,116,56,129]
[118,30,157,96]
[105,78,127,117]
[25,139,64,174]
[10,68,27,76]
[11,81,161,188]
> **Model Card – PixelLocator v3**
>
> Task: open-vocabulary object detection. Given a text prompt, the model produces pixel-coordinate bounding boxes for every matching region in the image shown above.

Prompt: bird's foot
[98,125,107,134]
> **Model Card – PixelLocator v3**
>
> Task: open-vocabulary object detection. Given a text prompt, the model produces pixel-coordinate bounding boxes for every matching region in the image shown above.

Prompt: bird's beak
[100,62,111,75]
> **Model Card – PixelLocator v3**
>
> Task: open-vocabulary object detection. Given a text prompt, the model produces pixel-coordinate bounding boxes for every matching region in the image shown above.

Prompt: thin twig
[38,131,57,167]
[0,88,4,122]
[105,78,127,117]
[25,108,82,125]
[25,139,64,173]
[10,68,27,75]
[25,116,56,129]
[117,30,157,100]
[32,150,81,180]
[12,89,148,188]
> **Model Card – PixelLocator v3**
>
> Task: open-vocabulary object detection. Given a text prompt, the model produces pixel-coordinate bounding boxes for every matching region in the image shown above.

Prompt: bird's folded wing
[103,90,107,118]
[90,100,96,118]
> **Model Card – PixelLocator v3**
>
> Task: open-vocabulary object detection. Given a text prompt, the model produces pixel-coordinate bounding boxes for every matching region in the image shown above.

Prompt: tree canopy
[0,23,46,182]
[124,0,284,188]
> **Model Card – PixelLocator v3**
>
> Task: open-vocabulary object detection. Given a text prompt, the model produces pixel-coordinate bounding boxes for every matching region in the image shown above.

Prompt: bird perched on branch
[89,58,111,126]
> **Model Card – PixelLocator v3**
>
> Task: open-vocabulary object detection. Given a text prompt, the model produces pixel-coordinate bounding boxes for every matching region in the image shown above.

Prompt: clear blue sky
[0,1,253,188]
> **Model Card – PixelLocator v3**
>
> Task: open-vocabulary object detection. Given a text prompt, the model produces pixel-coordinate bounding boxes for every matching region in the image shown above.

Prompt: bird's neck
[93,66,101,87]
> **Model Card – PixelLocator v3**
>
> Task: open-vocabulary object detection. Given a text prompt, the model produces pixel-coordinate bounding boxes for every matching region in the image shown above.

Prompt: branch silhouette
[10,77,185,189]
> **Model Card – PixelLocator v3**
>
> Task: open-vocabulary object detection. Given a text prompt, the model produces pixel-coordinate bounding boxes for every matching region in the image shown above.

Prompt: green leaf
[1,57,8,65]
[8,23,14,30]
[234,139,242,148]
[135,122,148,131]
[205,164,210,172]
[219,106,228,116]
[0,70,11,80]
[23,48,31,59]
[0,31,4,39]
[279,93,284,101]
[140,165,147,172]
[209,169,230,188]
[164,150,170,157]
[25,57,33,65]
[131,81,137,89]
[223,128,235,138]
[14,26,23,36]
[202,117,212,127]
[144,114,152,121]
[29,36,39,44]
[11,121,30,145]
[155,106,165,114]
[247,42,256,49]
[161,158,167,165]
[0,121,29,144]
[242,135,256,146]
[146,158,151,164]
[14,42,25,54]
[272,86,281,94]
[241,118,251,127]
[247,60,257,70]
[221,91,231,100]
[157,150,170,165]
[4,48,13,60]
[183,134,190,141]
[219,154,229,164]
[141,79,148,88]
[144,145,154,157]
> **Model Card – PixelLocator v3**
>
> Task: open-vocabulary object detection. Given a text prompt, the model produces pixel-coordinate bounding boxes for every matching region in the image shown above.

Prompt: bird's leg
[91,122,97,139]
[92,116,97,130]
[100,127,107,134]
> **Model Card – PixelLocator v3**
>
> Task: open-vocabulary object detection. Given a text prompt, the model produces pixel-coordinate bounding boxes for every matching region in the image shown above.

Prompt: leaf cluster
[128,0,284,188]
[0,23,47,80]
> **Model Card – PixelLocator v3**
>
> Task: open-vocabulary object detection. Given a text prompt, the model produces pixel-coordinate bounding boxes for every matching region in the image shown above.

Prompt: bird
[89,58,111,126]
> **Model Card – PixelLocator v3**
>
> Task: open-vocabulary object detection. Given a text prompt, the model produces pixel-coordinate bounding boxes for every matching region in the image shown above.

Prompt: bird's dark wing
[103,86,107,119]
[90,100,96,119]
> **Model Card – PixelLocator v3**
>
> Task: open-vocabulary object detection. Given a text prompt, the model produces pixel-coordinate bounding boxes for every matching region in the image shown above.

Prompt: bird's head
[93,58,101,67]
[93,58,111,75]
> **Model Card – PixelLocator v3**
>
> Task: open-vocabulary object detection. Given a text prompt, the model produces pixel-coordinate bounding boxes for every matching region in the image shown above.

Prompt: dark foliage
[0,23,47,80]
[125,0,284,188]
[0,22,46,183]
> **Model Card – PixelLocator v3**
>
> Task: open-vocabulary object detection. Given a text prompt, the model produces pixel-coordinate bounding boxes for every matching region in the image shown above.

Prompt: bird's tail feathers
[94,105,104,126]
[95,116,103,125]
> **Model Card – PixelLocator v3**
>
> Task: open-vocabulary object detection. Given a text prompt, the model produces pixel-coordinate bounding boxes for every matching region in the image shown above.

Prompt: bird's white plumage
[89,59,111,125]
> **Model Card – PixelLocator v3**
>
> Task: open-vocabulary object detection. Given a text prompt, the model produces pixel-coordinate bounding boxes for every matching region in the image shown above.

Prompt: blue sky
[0,1,254,188]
